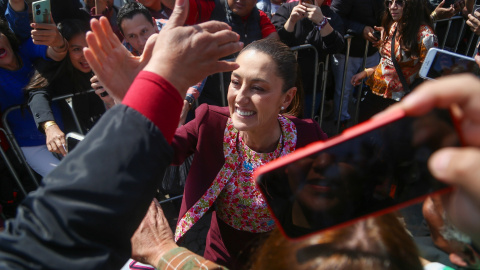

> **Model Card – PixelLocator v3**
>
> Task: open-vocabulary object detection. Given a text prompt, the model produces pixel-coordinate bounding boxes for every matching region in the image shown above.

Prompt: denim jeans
[330,52,380,121]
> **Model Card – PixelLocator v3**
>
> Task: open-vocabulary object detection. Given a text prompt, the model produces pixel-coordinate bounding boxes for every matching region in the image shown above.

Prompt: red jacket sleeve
[122,71,183,143]
[185,0,216,25]
[259,10,276,38]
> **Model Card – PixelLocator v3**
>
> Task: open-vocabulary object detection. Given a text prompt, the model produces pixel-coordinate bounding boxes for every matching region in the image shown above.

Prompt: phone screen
[426,51,480,79]
[67,135,82,152]
[256,109,459,238]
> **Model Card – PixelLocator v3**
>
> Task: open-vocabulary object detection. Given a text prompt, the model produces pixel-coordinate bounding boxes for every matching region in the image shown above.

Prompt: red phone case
[254,107,459,240]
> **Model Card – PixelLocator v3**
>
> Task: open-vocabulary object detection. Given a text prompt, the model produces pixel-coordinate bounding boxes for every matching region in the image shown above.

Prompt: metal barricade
[434,15,480,56]
[0,128,27,196]
[1,89,97,185]
[289,44,320,120]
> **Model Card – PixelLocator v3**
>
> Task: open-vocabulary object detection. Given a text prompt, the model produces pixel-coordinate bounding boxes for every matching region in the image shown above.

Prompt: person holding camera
[272,0,345,118]
[330,0,384,127]
[0,0,68,177]
[351,0,437,122]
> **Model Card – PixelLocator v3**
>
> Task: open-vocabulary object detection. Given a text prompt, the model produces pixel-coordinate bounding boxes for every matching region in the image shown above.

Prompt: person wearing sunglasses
[351,0,437,122]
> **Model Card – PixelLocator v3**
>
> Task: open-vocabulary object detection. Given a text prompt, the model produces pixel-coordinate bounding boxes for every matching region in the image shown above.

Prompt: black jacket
[331,0,384,57]
[28,66,105,135]
[272,2,345,94]
[0,105,173,269]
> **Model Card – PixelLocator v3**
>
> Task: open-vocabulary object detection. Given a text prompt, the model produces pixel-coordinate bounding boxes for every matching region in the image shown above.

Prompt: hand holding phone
[420,48,480,80]
[255,107,460,239]
[32,0,52,24]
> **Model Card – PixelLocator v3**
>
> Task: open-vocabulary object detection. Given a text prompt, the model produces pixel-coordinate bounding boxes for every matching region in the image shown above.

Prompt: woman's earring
[281,106,285,110]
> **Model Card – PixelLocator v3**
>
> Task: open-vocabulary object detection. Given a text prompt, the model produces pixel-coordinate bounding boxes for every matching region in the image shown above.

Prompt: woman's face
[68,33,91,73]
[227,50,295,134]
[0,32,17,70]
[386,0,404,21]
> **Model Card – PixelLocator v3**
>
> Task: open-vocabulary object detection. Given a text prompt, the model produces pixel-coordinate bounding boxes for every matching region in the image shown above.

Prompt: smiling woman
[25,19,107,157]
[170,39,328,268]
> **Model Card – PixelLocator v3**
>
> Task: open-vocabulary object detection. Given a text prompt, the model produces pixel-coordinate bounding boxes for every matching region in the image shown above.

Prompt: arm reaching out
[84,0,243,100]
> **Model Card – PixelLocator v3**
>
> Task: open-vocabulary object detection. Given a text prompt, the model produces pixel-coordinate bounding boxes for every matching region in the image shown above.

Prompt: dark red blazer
[171,104,328,230]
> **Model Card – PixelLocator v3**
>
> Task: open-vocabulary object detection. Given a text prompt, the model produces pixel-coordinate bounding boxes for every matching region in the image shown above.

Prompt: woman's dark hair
[249,213,423,270]
[0,19,20,56]
[381,0,433,58]
[25,19,91,93]
[239,39,304,118]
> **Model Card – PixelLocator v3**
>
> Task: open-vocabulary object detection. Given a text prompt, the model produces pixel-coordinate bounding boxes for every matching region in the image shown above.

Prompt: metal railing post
[289,44,320,119]
[354,39,370,125]
[0,128,27,196]
[318,56,329,128]
[336,35,353,134]
[1,107,39,186]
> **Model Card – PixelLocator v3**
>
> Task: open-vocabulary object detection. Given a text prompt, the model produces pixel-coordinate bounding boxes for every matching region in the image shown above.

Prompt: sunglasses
[385,0,404,7]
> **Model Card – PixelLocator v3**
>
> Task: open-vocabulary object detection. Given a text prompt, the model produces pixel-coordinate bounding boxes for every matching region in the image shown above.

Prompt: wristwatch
[185,93,195,108]
[316,16,328,31]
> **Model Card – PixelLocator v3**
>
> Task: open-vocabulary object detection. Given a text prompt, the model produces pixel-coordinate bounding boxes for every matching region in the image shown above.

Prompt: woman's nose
[235,87,249,104]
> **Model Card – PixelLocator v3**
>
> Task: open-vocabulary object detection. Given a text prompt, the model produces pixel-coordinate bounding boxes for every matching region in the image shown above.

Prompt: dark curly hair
[381,0,433,58]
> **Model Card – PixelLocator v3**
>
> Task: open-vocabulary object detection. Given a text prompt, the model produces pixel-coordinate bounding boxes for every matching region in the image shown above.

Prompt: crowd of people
[0,0,480,269]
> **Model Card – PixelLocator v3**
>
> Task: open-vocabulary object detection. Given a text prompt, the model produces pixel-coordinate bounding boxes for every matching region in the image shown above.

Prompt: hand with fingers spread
[140,0,243,95]
[85,0,243,99]
[44,124,67,156]
[376,74,480,248]
[84,17,155,101]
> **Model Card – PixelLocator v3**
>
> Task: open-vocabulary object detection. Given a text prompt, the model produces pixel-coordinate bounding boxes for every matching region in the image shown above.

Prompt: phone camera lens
[36,10,41,15]
[35,5,40,9]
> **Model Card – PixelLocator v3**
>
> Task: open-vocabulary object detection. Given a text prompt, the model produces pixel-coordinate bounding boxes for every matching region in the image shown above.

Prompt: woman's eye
[252,86,264,92]
[231,80,240,87]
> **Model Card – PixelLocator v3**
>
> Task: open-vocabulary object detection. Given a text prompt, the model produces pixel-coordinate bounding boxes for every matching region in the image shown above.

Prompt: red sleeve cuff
[122,71,183,143]
[259,10,276,38]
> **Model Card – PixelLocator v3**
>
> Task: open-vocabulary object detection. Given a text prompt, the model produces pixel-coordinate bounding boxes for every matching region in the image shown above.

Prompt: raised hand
[84,17,156,101]
[31,19,64,48]
[303,3,324,25]
[141,0,243,96]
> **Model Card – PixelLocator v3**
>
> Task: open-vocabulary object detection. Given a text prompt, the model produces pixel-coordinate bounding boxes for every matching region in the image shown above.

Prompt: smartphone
[66,132,84,153]
[372,30,381,41]
[254,107,461,239]
[420,48,480,80]
[32,0,52,24]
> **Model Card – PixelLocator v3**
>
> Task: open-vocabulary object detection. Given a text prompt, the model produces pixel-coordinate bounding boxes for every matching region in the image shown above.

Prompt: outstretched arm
[0,0,243,268]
